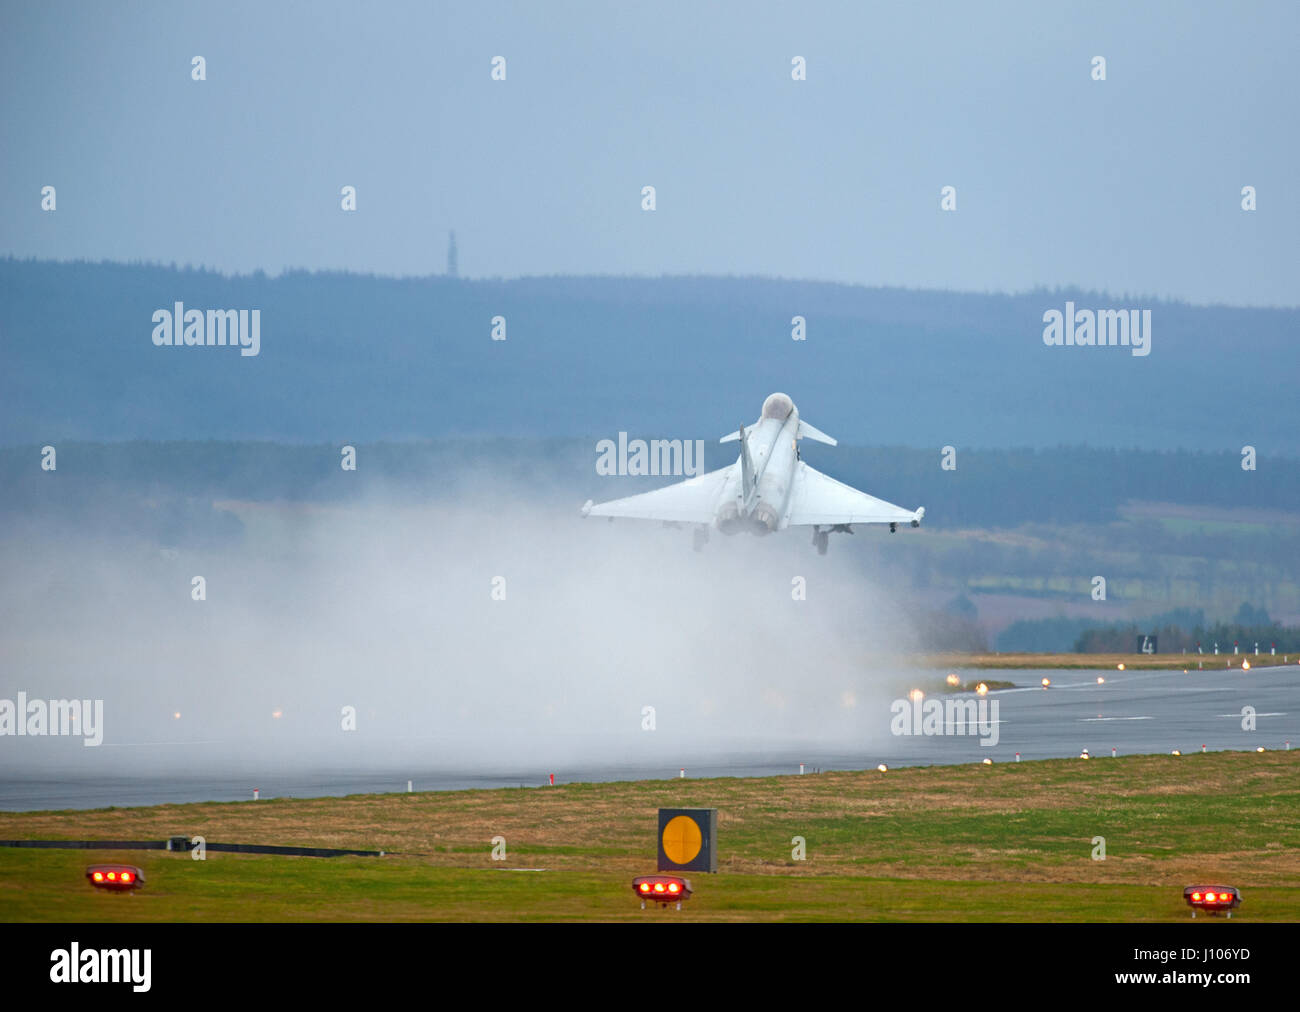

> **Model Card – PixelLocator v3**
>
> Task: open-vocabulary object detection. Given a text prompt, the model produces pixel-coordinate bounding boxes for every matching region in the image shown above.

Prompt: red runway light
[1184,885,1240,917]
[85,864,146,891]
[632,875,693,908]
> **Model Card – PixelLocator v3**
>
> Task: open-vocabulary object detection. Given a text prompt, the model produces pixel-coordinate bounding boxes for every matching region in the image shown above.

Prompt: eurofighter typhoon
[582,393,925,554]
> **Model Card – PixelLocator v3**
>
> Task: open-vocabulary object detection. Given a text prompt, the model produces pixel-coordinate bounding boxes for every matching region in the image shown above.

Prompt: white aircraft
[581,392,925,554]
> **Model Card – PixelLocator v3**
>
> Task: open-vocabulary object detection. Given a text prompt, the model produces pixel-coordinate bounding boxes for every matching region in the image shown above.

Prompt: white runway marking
[1217,712,1287,718]
[1078,716,1154,721]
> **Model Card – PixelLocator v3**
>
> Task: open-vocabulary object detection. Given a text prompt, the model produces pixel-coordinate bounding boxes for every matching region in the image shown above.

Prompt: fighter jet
[581,392,925,554]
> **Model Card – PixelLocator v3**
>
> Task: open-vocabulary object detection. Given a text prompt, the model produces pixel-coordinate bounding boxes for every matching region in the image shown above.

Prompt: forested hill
[2,258,1296,451]
[1,440,1296,533]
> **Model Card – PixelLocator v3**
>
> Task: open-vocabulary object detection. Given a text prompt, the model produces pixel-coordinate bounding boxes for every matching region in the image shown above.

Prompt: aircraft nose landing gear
[813,529,829,555]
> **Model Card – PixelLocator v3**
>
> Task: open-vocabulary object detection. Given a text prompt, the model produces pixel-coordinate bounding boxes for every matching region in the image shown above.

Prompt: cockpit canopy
[761,392,795,421]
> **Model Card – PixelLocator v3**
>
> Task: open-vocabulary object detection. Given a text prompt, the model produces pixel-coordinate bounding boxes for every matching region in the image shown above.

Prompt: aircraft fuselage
[716,393,800,534]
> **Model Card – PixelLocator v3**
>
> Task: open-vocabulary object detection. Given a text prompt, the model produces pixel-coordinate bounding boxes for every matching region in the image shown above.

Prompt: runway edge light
[86,865,146,891]
[657,808,718,873]
[1184,885,1241,918]
[632,875,693,910]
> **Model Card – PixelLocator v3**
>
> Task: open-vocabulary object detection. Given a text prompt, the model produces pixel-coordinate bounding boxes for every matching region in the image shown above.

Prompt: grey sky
[2,0,1296,305]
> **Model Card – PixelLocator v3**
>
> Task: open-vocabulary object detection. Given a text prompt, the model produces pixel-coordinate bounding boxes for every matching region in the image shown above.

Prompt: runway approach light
[1171,749,1182,756]
[945,674,960,686]
[87,865,145,892]
[633,875,692,910]
[1079,749,1090,759]
[1116,663,1125,671]
[982,758,993,765]
[908,688,924,703]
[658,808,718,874]
[975,682,989,696]
[1256,746,1266,752]
[1097,676,1106,684]
[877,763,888,772]
[1242,659,1251,670]
[1185,885,1241,918]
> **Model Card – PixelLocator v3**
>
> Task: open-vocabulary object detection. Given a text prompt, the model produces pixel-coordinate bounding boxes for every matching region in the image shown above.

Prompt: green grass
[920,651,1300,670]
[2,752,1298,921]
[5,849,1296,922]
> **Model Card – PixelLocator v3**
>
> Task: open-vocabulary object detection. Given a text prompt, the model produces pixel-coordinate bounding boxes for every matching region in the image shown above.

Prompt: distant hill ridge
[2,258,1295,450]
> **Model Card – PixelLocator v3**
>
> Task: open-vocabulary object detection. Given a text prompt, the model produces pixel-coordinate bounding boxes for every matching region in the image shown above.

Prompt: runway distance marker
[657,808,717,873]
[662,815,702,865]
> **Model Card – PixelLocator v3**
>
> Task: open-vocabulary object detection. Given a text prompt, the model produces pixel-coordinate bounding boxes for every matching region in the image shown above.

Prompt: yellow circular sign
[662,815,703,865]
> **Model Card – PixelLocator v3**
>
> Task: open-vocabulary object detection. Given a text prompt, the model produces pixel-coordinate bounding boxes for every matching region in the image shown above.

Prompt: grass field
[920,651,1300,670]
[2,752,1298,922]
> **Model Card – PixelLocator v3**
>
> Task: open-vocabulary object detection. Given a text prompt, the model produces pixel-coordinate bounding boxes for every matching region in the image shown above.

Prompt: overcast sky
[2,0,1296,305]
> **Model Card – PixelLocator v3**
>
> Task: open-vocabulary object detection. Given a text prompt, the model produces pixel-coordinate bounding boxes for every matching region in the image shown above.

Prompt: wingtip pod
[913,506,925,527]
[719,430,741,443]
[581,499,593,518]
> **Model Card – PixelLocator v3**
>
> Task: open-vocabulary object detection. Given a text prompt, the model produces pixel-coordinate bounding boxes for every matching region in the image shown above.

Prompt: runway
[1,665,1295,811]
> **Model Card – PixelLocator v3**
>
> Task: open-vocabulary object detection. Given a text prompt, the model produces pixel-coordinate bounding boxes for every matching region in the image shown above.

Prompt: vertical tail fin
[738,425,756,500]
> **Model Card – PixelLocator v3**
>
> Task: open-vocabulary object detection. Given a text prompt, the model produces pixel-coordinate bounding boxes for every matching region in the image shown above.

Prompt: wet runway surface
[1,666,1295,811]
